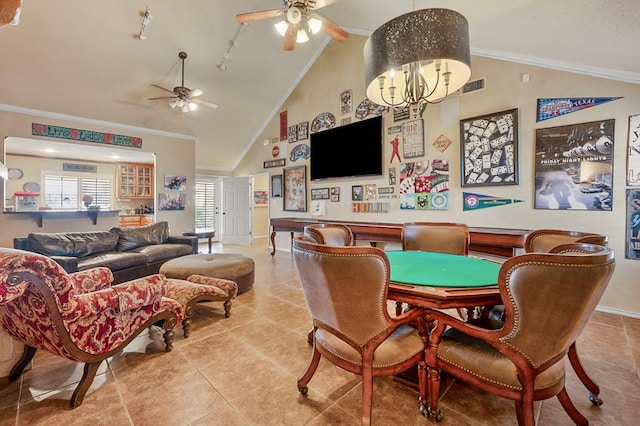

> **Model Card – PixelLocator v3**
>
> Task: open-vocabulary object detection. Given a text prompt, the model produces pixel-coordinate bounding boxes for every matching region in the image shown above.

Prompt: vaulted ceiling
[1,1,638,172]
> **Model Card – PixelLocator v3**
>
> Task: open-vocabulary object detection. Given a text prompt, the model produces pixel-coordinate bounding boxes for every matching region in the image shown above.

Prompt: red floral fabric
[0,250,183,359]
[186,274,238,296]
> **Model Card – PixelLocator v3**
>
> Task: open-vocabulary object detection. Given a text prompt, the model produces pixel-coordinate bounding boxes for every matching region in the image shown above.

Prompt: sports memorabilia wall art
[460,108,518,187]
[627,114,640,186]
[534,119,614,211]
[536,97,622,122]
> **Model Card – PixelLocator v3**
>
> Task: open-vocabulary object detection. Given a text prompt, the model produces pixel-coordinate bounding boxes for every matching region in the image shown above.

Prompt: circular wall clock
[7,168,23,180]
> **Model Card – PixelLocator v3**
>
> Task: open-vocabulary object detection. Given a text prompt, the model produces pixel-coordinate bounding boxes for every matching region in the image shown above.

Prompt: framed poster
[311,188,330,200]
[254,190,268,206]
[264,158,285,168]
[402,119,424,158]
[460,108,518,186]
[283,165,307,212]
[534,119,614,210]
[330,187,340,202]
[163,174,187,191]
[627,114,640,186]
[626,189,640,259]
[271,174,282,197]
[352,185,363,201]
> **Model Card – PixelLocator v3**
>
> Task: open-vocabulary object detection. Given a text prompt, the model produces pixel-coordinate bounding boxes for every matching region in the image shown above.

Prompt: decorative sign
[297,122,309,140]
[279,110,288,141]
[32,123,142,148]
[310,112,336,133]
[387,125,402,134]
[340,89,353,115]
[399,159,449,210]
[288,124,298,143]
[289,144,310,162]
[536,98,622,122]
[463,192,523,211]
[626,189,640,259]
[534,119,614,211]
[264,158,285,168]
[63,163,97,173]
[402,119,425,158]
[271,145,280,158]
[355,99,388,119]
[393,107,410,122]
[433,134,453,153]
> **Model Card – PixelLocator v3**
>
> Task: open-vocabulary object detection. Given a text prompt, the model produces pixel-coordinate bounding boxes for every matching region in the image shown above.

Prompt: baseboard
[596,305,640,319]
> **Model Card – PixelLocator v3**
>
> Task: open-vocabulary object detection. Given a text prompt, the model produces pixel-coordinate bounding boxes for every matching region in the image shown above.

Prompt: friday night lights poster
[534,119,613,211]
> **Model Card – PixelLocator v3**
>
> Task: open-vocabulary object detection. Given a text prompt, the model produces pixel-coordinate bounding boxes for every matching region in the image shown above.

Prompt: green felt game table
[386,251,503,310]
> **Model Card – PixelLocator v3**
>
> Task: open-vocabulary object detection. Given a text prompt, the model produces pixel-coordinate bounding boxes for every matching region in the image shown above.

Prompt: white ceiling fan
[149,51,218,112]
[237,0,348,51]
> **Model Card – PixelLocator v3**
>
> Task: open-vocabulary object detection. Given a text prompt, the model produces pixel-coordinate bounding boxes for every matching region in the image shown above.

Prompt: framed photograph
[271,174,282,197]
[534,119,614,210]
[352,185,363,201]
[330,187,340,202]
[626,189,640,259]
[264,158,285,168]
[402,119,425,158]
[311,188,330,200]
[460,108,519,186]
[158,193,186,211]
[164,174,187,191]
[283,165,307,212]
[254,190,268,206]
[627,114,640,186]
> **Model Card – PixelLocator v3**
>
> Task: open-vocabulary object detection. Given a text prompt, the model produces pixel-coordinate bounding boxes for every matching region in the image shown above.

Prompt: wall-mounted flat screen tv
[310,115,383,181]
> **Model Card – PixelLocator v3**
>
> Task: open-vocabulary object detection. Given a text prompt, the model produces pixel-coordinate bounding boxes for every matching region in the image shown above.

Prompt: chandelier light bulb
[274,20,288,37]
[296,29,309,43]
[308,17,322,34]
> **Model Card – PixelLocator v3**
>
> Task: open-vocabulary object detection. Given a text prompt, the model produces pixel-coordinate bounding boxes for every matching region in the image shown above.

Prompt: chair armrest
[167,235,198,254]
[427,309,503,344]
[74,274,166,314]
[69,267,114,293]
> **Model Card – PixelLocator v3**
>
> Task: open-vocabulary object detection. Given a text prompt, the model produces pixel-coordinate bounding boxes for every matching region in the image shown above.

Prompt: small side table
[182,230,216,253]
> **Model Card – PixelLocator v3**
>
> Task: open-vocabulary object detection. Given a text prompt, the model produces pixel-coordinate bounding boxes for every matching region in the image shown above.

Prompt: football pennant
[537,97,622,122]
[463,192,523,211]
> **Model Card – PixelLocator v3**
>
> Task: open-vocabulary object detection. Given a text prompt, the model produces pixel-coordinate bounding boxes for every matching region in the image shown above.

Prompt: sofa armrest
[13,237,28,250]
[167,235,198,254]
[69,267,114,293]
[50,256,79,273]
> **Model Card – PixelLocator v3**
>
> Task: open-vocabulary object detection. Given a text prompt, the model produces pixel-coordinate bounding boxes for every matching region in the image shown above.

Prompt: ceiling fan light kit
[238,0,347,51]
[149,51,218,112]
[364,8,471,110]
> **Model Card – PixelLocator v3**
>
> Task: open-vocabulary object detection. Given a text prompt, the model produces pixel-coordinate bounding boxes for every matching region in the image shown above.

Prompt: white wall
[235,35,640,318]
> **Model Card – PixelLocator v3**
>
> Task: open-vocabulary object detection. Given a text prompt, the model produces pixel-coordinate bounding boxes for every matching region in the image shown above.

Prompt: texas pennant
[463,192,523,211]
[536,97,622,122]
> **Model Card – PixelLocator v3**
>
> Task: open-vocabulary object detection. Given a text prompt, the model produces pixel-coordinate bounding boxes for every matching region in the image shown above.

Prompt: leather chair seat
[316,325,424,368]
[439,328,566,391]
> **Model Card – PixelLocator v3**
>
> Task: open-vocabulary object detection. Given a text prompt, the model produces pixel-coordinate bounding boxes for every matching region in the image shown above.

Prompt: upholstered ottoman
[164,276,237,337]
[160,253,255,293]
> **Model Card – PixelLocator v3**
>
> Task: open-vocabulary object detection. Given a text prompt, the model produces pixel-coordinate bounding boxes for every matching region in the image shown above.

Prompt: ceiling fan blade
[191,88,204,97]
[237,9,283,23]
[151,83,176,95]
[283,23,298,51]
[192,98,219,109]
[312,14,348,42]
[310,0,339,10]
[148,96,177,101]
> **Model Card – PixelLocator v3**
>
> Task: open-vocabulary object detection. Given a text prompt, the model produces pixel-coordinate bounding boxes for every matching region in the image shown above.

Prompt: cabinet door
[118,165,135,197]
[136,165,153,197]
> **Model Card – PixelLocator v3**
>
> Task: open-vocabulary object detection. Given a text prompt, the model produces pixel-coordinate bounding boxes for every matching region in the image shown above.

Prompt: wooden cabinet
[118,215,154,228]
[117,163,153,198]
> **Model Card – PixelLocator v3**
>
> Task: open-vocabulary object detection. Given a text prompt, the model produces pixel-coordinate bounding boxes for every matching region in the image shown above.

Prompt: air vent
[461,77,486,95]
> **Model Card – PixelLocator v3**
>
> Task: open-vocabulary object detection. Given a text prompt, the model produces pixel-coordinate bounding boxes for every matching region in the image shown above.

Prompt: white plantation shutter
[44,173,112,210]
[195,181,215,229]
[81,177,112,209]
[44,175,78,209]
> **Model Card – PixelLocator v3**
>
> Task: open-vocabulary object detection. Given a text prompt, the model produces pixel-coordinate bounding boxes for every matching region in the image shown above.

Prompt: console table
[270,218,530,258]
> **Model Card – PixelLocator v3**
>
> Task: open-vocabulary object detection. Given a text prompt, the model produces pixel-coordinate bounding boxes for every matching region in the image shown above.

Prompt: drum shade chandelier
[364,8,471,111]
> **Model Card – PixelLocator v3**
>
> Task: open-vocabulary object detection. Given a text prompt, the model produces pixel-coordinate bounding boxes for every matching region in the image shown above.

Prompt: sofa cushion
[112,222,169,251]
[77,251,149,272]
[129,244,193,263]
[27,231,119,258]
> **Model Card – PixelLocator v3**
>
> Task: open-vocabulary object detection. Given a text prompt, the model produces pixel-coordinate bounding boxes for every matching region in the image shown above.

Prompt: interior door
[221,177,251,244]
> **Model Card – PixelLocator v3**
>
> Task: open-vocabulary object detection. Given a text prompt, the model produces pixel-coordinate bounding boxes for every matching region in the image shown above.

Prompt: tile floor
[1,239,639,425]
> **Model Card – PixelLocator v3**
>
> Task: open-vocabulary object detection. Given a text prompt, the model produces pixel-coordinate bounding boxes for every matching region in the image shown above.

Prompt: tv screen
[310,115,383,181]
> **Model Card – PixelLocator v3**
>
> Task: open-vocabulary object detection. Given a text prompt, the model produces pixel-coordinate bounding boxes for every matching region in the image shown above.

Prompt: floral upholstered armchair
[0,249,184,408]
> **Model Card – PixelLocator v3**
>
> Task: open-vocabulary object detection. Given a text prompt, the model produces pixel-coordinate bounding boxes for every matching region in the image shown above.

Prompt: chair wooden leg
[556,387,588,426]
[426,366,443,421]
[417,360,428,414]
[568,341,603,405]
[9,345,37,381]
[70,362,101,408]
[361,365,374,426]
[297,345,321,392]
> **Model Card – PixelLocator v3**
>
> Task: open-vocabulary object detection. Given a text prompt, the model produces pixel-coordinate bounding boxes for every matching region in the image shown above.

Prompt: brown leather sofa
[13,221,197,284]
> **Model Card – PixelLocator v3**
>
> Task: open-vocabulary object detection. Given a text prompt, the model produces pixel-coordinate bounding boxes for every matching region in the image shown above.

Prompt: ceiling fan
[149,51,218,112]
[237,0,348,51]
